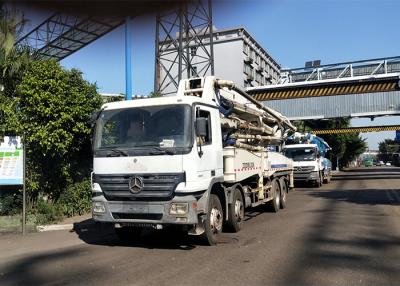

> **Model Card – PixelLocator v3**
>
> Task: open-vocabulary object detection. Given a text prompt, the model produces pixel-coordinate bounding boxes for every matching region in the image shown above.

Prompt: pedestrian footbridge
[248,57,400,120]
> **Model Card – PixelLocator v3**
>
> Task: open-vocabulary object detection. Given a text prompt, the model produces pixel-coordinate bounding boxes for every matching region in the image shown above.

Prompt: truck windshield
[94,105,192,150]
[284,148,316,161]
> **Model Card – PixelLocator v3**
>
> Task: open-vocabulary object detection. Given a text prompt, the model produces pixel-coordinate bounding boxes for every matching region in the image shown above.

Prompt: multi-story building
[158,27,281,95]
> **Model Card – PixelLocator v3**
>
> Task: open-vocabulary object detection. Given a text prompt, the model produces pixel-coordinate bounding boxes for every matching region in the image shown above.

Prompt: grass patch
[0,215,36,233]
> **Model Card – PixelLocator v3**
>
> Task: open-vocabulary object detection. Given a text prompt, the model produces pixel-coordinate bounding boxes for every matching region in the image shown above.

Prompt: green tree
[0,2,33,136]
[16,60,102,199]
[378,139,399,162]
[378,139,398,154]
[341,134,367,167]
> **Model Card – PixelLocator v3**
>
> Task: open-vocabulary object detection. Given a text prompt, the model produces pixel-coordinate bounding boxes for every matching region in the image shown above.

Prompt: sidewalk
[36,213,93,232]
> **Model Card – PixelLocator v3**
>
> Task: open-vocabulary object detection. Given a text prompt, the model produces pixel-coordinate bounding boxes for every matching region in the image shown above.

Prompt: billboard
[0,136,23,185]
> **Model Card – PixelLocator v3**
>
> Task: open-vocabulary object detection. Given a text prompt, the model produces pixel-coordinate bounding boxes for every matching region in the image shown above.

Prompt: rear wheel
[226,188,244,232]
[279,178,288,209]
[268,179,280,212]
[201,194,223,245]
[115,226,142,243]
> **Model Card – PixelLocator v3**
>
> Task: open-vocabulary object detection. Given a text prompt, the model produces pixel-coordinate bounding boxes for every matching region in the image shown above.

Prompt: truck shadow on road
[72,211,267,249]
[310,188,400,206]
[72,220,199,250]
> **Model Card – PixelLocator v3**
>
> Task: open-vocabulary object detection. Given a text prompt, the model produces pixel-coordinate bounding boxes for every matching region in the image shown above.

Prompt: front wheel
[314,172,322,188]
[201,194,223,245]
[226,188,244,232]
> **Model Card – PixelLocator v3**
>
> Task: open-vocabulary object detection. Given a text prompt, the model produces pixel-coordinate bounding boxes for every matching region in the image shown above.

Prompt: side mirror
[89,111,101,127]
[195,117,208,138]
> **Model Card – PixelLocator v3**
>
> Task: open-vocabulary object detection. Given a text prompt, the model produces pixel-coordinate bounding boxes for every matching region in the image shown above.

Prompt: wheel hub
[234,200,244,222]
[210,208,223,233]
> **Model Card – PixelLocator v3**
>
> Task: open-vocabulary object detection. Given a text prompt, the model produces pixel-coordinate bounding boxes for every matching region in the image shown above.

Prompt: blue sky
[22,0,400,149]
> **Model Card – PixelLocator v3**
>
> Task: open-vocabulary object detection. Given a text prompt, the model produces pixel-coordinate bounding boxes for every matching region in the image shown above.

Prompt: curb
[36,224,74,232]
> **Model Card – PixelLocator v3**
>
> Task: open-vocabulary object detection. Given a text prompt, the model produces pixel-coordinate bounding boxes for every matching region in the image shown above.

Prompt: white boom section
[179,76,294,194]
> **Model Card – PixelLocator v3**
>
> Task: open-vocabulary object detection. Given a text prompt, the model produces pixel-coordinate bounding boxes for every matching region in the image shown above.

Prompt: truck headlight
[93,201,106,213]
[92,183,102,192]
[169,203,189,216]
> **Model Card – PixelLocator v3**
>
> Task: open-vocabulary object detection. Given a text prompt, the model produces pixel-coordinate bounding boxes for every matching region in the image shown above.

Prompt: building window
[244,80,253,88]
[243,62,252,75]
[243,42,249,55]
[256,72,262,83]
[250,48,255,60]
[190,46,197,56]
[256,54,261,65]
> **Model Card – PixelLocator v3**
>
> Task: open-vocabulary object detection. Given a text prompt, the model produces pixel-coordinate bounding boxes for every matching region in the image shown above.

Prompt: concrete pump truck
[91,76,296,245]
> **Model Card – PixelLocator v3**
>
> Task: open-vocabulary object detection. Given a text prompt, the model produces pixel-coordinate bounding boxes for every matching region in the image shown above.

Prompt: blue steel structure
[16,0,212,100]
[125,17,133,100]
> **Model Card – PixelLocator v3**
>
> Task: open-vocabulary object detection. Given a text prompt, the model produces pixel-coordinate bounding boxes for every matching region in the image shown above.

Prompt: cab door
[194,105,223,181]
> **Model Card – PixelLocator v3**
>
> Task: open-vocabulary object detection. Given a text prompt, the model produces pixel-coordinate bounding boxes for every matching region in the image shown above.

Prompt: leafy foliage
[378,139,399,162]
[29,198,63,225]
[15,60,102,199]
[378,139,399,154]
[0,5,100,222]
[0,191,22,215]
[58,180,92,217]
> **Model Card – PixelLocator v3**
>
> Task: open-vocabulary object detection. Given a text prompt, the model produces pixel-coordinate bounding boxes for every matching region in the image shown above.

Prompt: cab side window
[196,109,212,144]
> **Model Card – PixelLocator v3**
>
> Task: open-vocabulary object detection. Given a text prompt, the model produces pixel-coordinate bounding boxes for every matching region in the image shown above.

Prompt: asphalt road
[1,167,400,286]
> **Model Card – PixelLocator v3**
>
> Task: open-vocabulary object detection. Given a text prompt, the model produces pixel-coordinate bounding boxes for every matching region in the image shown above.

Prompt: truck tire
[314,172,322,188]
[201,194,223,245]
[226,188,244,232]
[323,173,331,184]
[115,226,142,243]
[267,179,280,213]
[279,178,288,209]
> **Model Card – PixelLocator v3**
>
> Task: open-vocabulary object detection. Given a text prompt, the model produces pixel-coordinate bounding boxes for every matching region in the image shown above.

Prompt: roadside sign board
[0,136,23,185]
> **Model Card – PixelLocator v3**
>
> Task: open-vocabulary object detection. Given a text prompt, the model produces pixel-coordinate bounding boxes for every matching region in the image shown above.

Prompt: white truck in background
[283,133,332,187]
[91,76,295,245]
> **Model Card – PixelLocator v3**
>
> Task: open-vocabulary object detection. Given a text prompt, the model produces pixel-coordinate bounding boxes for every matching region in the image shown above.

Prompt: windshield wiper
[147,146,176,155]
[106,149,128,157]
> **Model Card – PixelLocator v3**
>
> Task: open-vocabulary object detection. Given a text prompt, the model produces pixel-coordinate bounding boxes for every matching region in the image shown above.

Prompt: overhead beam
[15,13,125,61]
[312,125,400,135]
[248,74,400,101]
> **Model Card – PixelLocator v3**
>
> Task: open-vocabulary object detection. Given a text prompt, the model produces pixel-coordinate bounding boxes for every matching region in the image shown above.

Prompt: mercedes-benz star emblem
[129,176,144,194]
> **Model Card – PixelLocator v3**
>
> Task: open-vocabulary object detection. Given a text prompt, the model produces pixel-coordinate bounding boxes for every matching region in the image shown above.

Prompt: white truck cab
[283,143,331,187]
[283,144,321,186]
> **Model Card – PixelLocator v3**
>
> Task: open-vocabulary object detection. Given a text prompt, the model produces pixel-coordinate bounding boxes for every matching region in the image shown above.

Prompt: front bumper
[92,194,203,226]
[293,170,319,181]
